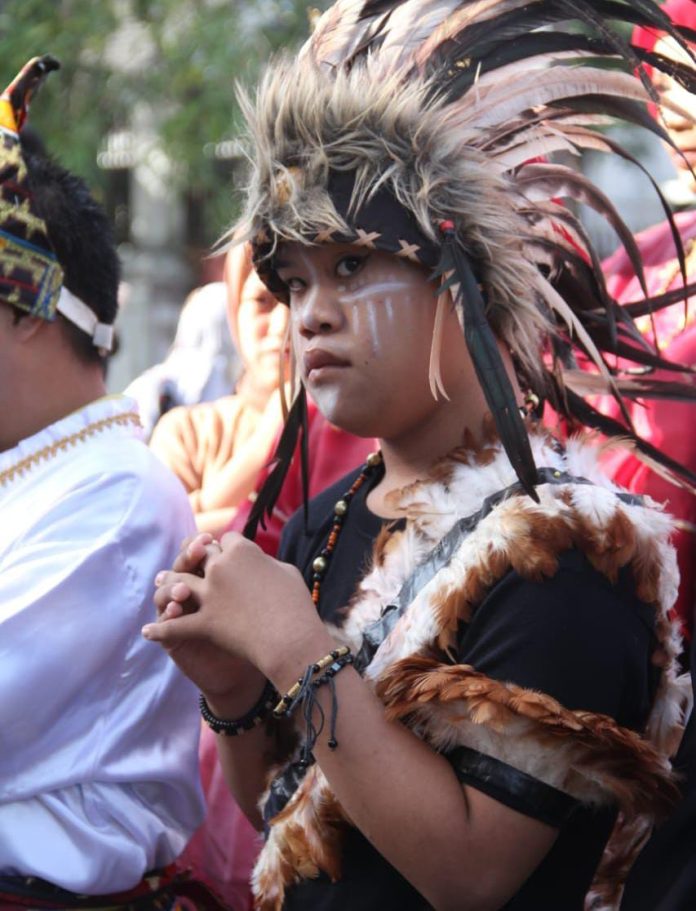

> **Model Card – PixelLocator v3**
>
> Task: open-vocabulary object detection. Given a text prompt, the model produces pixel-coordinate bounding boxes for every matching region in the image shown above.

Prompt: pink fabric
[633,0,696,56]
[230,397,377,556]
[178,404,374,909]
[176,726,259,911]
[601,211,696,637]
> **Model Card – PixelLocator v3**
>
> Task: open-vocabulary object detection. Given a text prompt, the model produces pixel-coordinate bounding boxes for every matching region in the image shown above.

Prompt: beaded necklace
[310,450,383,608]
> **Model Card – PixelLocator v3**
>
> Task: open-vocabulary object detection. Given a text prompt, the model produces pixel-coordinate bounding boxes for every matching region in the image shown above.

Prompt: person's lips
[303,347,350,377]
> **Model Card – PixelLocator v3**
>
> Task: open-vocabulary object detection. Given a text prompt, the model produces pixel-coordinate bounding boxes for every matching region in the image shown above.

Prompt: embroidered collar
[0,396,141,489]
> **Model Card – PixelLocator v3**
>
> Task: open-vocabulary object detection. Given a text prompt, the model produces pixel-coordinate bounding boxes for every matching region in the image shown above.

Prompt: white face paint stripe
[336,279,411,305]
[365,297,382,348]
[382,296,397,327]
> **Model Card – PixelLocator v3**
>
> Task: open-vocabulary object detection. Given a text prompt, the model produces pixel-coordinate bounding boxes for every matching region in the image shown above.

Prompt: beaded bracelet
[273,646,352,718]
[200,678,278,736]
[272,648,355,761]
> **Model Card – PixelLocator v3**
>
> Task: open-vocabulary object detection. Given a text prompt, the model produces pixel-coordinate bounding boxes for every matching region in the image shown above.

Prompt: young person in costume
[0,58,204,905]
[143,3,696,909]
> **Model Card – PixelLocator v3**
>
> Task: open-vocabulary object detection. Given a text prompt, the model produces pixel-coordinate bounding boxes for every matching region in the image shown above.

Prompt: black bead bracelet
[199,678,278,736]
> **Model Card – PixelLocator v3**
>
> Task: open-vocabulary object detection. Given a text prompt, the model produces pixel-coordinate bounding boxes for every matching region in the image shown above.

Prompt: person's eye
[284,277,306,293]
[336,255,367,278]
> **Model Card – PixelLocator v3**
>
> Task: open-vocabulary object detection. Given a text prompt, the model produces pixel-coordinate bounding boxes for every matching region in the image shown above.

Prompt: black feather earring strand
[434,220,540,501]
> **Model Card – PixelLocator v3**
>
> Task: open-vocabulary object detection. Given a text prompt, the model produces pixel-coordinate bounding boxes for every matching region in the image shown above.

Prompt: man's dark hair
[21,144,120,365]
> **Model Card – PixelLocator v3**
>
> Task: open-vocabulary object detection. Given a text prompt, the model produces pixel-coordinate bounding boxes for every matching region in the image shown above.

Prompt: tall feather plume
[436,222,540,500]
[305,0,402,68]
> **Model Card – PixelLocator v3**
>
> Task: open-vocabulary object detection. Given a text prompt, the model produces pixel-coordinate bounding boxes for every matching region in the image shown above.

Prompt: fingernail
[142,625,153,639]
[154,572,164,586]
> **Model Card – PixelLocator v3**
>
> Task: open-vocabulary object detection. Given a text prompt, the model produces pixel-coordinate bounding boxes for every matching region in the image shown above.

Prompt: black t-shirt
[276,466,659,911]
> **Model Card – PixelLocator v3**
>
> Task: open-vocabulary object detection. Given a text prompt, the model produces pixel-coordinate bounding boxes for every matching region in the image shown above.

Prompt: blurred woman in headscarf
[150,241,290,535]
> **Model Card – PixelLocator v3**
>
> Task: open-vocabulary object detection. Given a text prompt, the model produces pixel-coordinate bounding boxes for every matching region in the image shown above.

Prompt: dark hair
[21,143,120,365]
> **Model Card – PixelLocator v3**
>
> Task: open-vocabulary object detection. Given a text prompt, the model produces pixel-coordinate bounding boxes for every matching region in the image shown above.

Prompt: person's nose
[294,282,345,338]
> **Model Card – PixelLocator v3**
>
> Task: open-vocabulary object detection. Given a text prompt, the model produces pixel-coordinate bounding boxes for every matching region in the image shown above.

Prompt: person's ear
[13,313,45,343]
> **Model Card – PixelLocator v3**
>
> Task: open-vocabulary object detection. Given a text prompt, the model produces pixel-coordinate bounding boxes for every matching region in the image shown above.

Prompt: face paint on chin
[309,383,342,421]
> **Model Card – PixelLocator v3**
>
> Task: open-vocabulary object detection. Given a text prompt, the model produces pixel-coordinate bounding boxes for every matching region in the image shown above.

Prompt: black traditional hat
[0,56,114,354]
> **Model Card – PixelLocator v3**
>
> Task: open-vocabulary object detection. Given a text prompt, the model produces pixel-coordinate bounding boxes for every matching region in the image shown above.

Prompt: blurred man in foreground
[0,57,203,907]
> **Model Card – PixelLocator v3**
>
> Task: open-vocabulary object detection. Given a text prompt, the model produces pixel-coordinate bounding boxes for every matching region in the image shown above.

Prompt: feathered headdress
[0,56,114,354]
[241,0,696,534]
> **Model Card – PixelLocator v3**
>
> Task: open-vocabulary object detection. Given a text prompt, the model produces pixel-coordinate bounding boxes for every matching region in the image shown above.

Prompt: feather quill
[436,225,540,500]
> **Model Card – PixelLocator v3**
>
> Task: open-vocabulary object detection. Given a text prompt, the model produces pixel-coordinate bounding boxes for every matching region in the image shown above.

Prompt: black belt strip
[447,745,580,828]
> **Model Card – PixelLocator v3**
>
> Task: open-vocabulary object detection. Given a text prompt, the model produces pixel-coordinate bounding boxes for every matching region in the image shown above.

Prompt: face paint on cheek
[349,302,363,338]
[364,298,383,356]
[338,273,414,354]
[337,279,411,305]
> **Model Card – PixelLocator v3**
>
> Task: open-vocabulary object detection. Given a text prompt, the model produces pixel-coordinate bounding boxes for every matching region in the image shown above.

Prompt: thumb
[142,611,207,646]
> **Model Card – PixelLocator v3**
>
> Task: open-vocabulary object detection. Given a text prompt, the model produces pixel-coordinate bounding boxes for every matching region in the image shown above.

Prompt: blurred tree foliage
[0,0,328,241]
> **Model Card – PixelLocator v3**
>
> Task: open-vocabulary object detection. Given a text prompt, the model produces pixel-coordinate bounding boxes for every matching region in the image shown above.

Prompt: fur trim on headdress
[252,430,685,911]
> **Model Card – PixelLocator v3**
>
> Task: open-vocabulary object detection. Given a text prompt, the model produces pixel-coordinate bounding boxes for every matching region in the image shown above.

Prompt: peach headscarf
[222,238,254,349]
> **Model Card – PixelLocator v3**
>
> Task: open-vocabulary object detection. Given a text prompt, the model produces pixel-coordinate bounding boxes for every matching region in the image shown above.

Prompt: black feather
[434,225,540,501]
[623,282,696,320]
[557,381,696,490]
[613,378,696,403]
[425,0,694,100]
[635,47,696,94]
[243,386,309,541]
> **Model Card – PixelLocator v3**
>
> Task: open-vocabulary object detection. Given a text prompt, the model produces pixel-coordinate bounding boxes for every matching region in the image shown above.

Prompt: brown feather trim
[586,813,653,910]
[376,656,679,818]
[432,500,663,648]
[371,522,400,569]
[254,774,348,911]
[385,414,512,501]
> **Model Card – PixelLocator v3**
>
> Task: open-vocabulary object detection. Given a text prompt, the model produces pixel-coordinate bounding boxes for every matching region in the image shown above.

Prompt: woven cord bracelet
[271,647,355,761]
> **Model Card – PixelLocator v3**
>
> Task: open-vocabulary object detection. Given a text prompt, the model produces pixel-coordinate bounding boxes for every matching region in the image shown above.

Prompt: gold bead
[334,499,348,516]
[312,555,328,573]
[367,451,382,467]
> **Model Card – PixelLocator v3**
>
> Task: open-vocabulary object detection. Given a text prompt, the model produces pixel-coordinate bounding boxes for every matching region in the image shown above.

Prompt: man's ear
[12,313,46,342]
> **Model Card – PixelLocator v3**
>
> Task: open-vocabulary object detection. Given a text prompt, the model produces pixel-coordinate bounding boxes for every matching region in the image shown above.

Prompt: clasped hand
[143,532,325,689]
